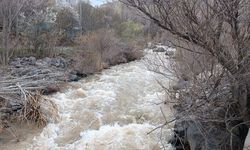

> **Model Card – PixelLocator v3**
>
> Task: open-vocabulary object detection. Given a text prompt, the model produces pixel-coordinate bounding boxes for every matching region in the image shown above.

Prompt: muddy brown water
[3,49,249,150]
[0,50,174,150]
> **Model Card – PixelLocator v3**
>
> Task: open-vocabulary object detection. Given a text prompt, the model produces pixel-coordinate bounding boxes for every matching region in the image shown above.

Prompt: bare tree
[0,0,28,65]
[0,0,49,65]
[77,1,96,33]
[121,0,250,149]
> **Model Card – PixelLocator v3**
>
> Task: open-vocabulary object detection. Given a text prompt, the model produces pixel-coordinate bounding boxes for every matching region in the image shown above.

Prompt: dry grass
[0,92,59,140]
[19,92,58,127]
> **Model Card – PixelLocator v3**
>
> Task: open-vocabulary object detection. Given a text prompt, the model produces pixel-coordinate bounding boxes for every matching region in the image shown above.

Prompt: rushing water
[2,47,250,150]
[5,49,173,150]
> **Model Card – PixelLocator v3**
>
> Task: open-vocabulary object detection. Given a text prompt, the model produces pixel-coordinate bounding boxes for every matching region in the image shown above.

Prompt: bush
[125,49,144,62]
[73,29,143,74]
[74,29,121,73]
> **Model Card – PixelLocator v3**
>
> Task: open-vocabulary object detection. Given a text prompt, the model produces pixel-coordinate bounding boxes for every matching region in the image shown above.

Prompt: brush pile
[0,71,61,133]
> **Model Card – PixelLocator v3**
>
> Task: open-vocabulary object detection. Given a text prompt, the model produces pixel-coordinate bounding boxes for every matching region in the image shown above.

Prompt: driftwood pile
[0,60,65,131]
[0,73,62,126]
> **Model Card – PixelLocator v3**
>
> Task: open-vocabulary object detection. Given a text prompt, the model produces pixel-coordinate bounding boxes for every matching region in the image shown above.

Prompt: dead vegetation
[73,29,143,74]
[0,72,60,134]
[121,0,250,149]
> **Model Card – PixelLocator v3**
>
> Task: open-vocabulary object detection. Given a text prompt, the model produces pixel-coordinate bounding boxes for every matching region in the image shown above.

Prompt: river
[1,49,174,150]
[1,46,250,149]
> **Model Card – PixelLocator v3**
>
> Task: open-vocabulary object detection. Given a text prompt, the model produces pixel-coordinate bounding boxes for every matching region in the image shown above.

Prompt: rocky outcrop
[170,119,248,150]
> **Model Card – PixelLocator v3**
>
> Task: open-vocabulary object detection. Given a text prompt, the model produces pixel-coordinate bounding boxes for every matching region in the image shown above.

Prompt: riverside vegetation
[2,0,250,150]
[122,0,250,149]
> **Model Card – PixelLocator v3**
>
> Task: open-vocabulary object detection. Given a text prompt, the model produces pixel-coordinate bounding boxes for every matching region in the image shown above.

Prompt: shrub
[125,49,144,61]
[74,29,121,73]
[74,28,144,74]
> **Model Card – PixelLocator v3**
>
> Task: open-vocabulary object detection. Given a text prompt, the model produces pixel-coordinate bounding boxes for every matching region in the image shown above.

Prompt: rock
[68,74,80,82]
[153,47,166,52]
[74,70,87,78]
[6,101,23,111]
[11,105,23,112]
[165,51,175,56]
[10,57,36,67]
[169,119,249,150]
[42,85,60,95]
[10,58,22,68]
[50,57,66,68]
[28,56,36,65]
[35,57,51,66]
[50,58,58,67]
[147,43,157,49]
[169,120,190,150]
[67,70,87,82]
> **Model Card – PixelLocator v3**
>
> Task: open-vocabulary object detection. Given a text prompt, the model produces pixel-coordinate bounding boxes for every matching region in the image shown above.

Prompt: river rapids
[2,49,174,150]
[2,47,250,150]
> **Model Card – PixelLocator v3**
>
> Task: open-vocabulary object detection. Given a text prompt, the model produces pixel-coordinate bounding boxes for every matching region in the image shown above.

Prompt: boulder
[74,70,88,78]
[169,119,249,150]
[68,70,87,82]
[68,74,80,82]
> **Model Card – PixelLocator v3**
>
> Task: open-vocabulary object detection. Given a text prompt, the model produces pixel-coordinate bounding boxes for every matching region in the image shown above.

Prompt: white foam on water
[25,50,174,150]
